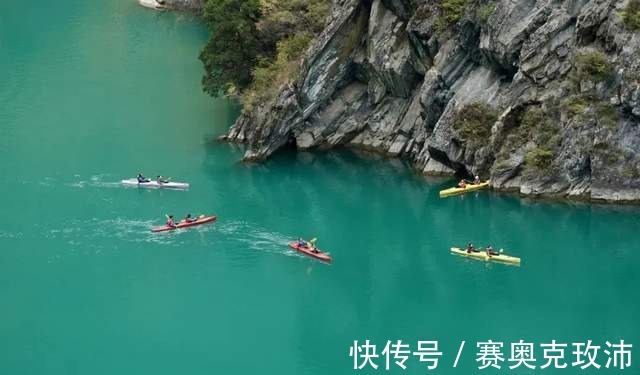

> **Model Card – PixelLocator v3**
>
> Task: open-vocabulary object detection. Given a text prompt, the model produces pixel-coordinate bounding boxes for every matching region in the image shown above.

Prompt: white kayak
[121,179,189,190]
[138,0,166,10]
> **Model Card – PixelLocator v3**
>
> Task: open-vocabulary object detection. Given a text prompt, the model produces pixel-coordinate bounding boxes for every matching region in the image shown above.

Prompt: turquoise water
[0,1,638,374]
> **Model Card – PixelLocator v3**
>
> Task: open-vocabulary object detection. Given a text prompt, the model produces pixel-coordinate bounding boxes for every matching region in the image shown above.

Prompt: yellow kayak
[439,181,490,197]
[450,247,521,265]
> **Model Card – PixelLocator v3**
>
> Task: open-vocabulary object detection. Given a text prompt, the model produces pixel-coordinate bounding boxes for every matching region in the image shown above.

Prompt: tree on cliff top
[199,0,261,96]
[199,0,329,100]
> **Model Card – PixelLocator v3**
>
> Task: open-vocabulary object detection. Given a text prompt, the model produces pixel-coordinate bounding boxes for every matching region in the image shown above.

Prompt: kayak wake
[214,220,300,257]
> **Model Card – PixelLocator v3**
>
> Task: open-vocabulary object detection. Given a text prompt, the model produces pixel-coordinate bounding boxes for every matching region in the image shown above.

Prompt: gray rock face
[222,0,640,203]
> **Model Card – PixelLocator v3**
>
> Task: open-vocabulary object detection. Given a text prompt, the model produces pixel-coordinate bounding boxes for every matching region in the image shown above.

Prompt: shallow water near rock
[0,1,638,374]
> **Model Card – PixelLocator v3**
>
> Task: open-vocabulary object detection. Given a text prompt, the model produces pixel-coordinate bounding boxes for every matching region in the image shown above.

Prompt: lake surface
[0,1,638,374]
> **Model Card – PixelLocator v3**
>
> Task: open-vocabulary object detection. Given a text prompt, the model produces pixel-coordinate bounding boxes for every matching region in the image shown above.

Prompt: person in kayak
[466,243,476,254]
[184,214,197,223]
[473,175,481,184]
[485,245,499,256]
[458,179,467,188]
[156,175,170,184]
[308,238,319,253]
[166,215,177,228]
[137,173,151,183]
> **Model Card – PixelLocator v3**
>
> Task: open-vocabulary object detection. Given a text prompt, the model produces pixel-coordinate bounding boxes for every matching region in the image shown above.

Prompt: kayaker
[308,238,319,253]
[458,179,467,188]
[157,175,170,184]
[466,243,476,254]
[137,173,151,183]
[473,175,481,184]
[166,215,177,228]
[297,238,307,248]
[485,245,499,256]
[184,214,197,223]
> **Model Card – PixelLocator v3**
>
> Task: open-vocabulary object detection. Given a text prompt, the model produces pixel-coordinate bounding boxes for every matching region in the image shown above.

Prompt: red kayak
[288,242,332,263]
[151,215,217,233]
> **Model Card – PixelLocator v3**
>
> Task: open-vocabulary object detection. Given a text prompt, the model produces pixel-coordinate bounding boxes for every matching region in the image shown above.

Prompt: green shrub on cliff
[525,147,554,170]
[623,165,640,179]
[495,105,560,172]
[435,0,468,33]
[562,95,619,129]
[519,106,545,133]
[243,33,313,109]
[622,0,640,30]
[258,0,330,56]
[563,95,589,117]
[596,101,619,128]
[441,0,468,24]
[575,51,612,82]
[452,102,499,146]
[476,3,496,25]
[521,106,559,147]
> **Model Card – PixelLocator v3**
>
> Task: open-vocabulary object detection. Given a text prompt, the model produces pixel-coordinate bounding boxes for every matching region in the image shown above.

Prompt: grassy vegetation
[622,165,640,179]
[561,94,620,129]
[603,146,624,164]
[525,147,555,170]
[494,90,620,174]
[435,0,469,33]
[441,0,468,24]
[476,2,496,25]
[519,106,545,133]
[200,0,330,105]
[243,33,313,109]
[575,51,612,83]
[595,101,619,128]
[493,105,561,172]
[622,0,640,30]
[452,102,499,147]
[563,95,589,117]
[523,107,560,172]
[592,143,631,168]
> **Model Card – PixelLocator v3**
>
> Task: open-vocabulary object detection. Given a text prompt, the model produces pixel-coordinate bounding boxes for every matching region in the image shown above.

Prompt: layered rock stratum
[221,0,640,203]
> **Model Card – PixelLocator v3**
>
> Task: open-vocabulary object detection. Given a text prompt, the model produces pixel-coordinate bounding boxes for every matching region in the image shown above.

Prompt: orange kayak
[151,215,217,232]
[288,242,332,263]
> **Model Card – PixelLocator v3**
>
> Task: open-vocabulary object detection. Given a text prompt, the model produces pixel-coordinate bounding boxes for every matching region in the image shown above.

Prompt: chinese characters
[349,339,632,371]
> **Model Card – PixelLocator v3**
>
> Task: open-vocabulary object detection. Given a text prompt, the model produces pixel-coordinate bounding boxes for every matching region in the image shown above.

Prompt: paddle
[308,237,318,247]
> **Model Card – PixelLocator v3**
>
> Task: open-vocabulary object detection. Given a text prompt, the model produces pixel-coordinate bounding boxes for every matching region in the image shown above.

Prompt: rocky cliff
[221,0,640,203]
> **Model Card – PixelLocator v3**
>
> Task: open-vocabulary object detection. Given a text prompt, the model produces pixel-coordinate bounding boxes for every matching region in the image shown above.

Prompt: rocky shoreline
[218,0,640,204]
